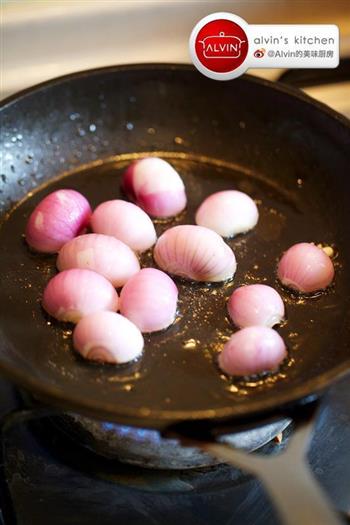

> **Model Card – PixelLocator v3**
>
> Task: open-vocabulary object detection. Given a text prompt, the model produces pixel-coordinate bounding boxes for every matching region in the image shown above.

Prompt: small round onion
[25,189,91,253]
[91,200,157,253]
[57,233,140,287]
[119,268,178,333]
[228,284,285,328]
[195,190,258,238]
[42,269,118,323]
[218,326,287,376]
[154,225,236,282]
[73,311,143,364]
[277,242,335,293]
[122,157,187,218]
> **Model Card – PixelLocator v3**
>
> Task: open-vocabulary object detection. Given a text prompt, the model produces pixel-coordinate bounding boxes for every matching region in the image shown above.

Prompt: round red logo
[189,13,250,80]
[195,19,248,73]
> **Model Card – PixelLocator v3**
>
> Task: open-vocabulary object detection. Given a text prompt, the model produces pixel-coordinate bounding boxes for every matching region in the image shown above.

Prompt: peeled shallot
[218,326,287,376]
[42,269,118,323]
[119,268,178,333]
[73,311,143,364]
[195,190,258,238]
[57,233,140,287]
[91,199,156,253]
[228,284,285,328]
[154,225,236,282]
[122,157,187,218]
[277,242,335,293]
[25,189,91,253]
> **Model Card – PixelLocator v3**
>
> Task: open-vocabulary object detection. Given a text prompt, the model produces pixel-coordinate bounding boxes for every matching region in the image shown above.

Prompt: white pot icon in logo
[199,32,246,59]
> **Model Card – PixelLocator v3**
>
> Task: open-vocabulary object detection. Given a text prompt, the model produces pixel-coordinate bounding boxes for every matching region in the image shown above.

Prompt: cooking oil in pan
[0,152,343,414]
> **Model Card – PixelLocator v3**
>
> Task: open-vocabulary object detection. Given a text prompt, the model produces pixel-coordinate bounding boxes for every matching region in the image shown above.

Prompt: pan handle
[201,417,344,525]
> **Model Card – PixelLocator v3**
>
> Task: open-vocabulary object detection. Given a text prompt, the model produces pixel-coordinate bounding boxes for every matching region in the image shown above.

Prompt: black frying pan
[1,64,350,524]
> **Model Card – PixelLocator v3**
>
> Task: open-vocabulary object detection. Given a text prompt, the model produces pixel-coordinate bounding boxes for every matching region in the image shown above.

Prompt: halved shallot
[154,225,236,282]
[195,190,258,238]
[122,157,187,218]
[25,189,91,253]
[42,269,118,323]
[119,268,178,333]
[57,233,140,287]
[218,326,287,376]
[228,284,285,328]
[91,199,156,253]
[73,311,143,364]
[277,242,335,293]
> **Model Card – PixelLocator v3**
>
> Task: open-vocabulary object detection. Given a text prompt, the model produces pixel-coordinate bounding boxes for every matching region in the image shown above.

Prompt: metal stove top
[1,374,350,525]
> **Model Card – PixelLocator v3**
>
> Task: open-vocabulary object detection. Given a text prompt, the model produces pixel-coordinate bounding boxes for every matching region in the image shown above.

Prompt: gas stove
[1,375,350,525]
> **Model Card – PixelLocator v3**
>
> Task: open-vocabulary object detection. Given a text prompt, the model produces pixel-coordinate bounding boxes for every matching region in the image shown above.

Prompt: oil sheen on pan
[0,151,345,416]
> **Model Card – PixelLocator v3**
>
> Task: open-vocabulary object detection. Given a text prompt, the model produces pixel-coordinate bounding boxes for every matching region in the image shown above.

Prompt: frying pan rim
[0,353,349,424]
[0,62,349,425]
[1,62,350,131]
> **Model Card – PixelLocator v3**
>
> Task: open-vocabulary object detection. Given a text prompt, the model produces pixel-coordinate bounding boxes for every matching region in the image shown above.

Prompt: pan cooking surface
[0,151,348,420]
[0,65,349,426]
